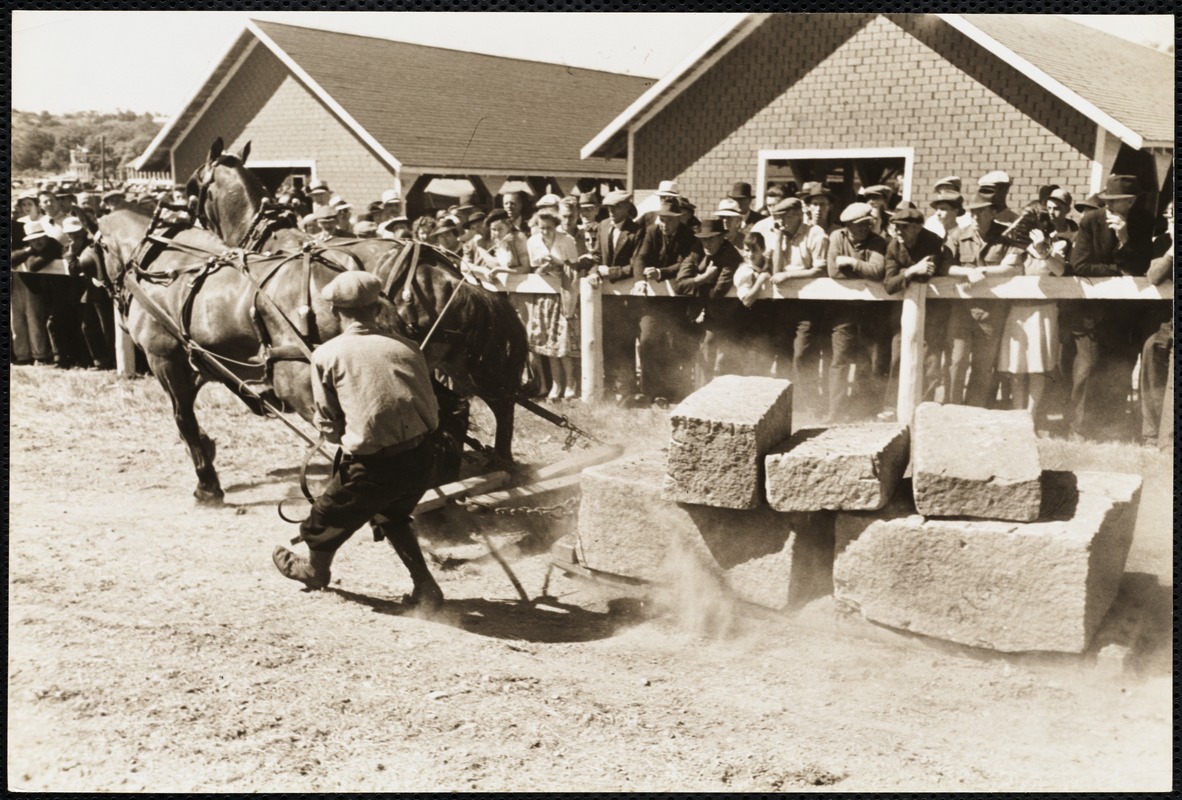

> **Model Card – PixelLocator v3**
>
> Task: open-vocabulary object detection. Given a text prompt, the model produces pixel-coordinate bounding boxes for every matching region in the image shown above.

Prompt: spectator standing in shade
[589,189,644,402]
[675,216,741,385]
[826,202,888,422]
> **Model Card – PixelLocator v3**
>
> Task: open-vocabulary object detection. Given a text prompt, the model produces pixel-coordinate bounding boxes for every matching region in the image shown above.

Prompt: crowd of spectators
[12,167,1171,447]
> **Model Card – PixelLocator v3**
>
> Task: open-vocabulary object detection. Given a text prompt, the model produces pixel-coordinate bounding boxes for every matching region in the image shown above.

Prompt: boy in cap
[272,270,444,609]
[675,217,742,384]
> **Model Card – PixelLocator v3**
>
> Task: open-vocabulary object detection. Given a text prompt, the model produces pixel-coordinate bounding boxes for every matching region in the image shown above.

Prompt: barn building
[582,13,1174,215]
[133,19,651,217]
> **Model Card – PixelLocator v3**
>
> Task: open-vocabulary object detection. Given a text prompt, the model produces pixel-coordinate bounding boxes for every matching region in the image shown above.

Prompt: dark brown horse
[186,138,528,464]
[94,207,355,503]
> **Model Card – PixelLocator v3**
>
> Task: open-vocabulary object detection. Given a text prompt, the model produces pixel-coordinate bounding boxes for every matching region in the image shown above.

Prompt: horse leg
[149,352,224,504]
[485,397,516,467]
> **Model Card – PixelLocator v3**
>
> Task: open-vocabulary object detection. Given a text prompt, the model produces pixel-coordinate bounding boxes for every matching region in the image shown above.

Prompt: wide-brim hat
[839,202,875,224]
[728,181,754,199]
[694,217,728,238]
[771,196,803,215]
[308,180,330,194]
[1074,193,1105,214]
[656,179,679,197]
[429,217,462,237]
[1098,174,1139,200]
[322,270,383,309]
[888,207,925,226]
[22,220,48,241]
[603,189,633,206]
[463,210,487,228]
[312,205,339,221]
[929,190,964,211]
[798,181,833,201]
[656,197,686,217]
[62,216,85,234]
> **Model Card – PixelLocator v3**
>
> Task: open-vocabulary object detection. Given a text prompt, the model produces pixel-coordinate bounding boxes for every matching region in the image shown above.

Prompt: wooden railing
[490,273,1172,423]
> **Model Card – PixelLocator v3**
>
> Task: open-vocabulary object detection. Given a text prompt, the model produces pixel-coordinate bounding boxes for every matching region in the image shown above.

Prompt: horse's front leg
[484,396,516,468]
[149,352,224,504]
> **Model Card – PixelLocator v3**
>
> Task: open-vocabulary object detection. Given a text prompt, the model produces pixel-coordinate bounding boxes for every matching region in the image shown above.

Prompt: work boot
[272,546,333,590]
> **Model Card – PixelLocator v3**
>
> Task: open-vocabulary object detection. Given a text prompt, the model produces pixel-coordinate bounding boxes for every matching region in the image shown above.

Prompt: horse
[186,138,528,465]
[93,206,361,503]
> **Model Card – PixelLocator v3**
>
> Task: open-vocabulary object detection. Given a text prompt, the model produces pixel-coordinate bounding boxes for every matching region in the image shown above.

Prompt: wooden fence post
[896,281,927,425]
[580,276,604,402]
[115,323,137,378]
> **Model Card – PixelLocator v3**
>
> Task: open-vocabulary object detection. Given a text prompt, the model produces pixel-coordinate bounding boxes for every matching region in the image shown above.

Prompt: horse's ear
[238,141,251,165]
[209,137,224,162]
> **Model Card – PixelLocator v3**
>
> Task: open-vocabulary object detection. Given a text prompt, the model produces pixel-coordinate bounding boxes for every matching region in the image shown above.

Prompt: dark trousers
[637,299,698,400]
[12,272,53,362]
[46,276,88,367]
[885,300,950,410]
[602,296,639,396]
[949,300,1006,407]
[299,437,435,556]
[773,301,827,412]
[79,285,116,368]
[728,301,777,377]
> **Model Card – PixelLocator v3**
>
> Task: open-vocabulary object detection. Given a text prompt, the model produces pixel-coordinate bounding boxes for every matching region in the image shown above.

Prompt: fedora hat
[839,202,875,224]
[694,217,728,238]
[22,220,48,241]
[463,209,487,228]
[308,180,330,194]
[714,198,742,218]
[1074,193,1105,214]
[798,181,833,201]
[603,189,633,206]
[1098,174,1139,200]
[728,181,754,199]
[380,189,401,205]
[429,216,462,237]
[929,190,964,210]
[577,190,602,208]
[322,270,382,309]
[656,197,686,217]
[656,179,679,197]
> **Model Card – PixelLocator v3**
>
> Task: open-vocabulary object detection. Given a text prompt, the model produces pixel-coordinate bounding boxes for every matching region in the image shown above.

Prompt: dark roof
[137,20,652,175]
[962,14,1174,145]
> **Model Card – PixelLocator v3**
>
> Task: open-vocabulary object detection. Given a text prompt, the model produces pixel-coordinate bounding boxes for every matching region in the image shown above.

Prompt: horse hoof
[194,488,225,506]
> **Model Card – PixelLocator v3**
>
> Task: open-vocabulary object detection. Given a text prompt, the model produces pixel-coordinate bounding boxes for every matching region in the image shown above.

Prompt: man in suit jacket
[728,181,765,232]
[590,189,644,400]
[675,217,742,384]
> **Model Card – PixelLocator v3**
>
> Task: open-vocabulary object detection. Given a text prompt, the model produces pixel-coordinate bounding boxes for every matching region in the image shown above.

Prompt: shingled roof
[135,19,653,175]
[584,13,1174,158]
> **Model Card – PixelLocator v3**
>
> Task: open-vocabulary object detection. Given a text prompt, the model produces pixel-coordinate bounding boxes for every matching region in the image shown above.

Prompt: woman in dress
[527,210,583,400]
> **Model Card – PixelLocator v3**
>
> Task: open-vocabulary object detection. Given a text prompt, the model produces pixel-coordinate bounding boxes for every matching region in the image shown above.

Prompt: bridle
[192,155,293,251]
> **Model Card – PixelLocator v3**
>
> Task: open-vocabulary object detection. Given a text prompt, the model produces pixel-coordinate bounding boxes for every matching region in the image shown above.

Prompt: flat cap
[929,190,964,209]
[888,207,925,225]
[933,175,962,192]
[839,202,875,224]
[771,196,803,215]
[861,184,893,199]
[536,193,562,208]
[977,170,1012,186]
[322,270,383,309]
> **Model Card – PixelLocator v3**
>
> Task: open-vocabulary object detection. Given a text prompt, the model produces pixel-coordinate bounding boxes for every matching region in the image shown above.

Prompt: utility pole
[100,136,107,190]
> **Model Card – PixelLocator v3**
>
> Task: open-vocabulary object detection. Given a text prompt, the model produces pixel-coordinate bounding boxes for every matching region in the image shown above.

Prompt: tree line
[11,109,163,178]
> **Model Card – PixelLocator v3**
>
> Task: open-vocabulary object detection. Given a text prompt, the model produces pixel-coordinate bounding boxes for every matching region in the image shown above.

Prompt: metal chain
[490,495,581,519]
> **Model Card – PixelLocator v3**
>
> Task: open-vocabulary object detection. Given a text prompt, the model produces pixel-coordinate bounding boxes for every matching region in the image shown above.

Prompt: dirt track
[7,367,1173,791]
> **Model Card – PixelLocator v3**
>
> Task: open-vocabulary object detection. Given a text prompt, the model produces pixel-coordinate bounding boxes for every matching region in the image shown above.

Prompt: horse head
[187,137,267,247]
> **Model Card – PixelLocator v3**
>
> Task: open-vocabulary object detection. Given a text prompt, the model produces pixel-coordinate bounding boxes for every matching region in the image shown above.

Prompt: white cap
[978,170,1012,186]
[381,189,401,205]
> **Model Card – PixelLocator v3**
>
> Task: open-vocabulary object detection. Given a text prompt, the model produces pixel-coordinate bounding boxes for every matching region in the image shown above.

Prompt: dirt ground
[7,366,1173,792]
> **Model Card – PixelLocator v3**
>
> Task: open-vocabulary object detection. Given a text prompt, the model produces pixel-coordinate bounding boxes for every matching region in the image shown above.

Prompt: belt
[353,433,428,460]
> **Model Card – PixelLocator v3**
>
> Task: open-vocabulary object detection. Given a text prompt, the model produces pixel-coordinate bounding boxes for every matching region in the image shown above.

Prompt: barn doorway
[250,164,313,196]
[756,148,914,212]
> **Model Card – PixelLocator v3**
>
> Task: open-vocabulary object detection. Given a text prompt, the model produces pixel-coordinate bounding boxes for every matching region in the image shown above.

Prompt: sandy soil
[7,366,1173,792]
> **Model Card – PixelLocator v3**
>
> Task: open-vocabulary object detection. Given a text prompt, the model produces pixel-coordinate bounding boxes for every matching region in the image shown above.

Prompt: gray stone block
[832,471,1142,653]
[578,449,833,611]
[765,424,909,512]
[663,376,793,509]
[912,402,1042,521]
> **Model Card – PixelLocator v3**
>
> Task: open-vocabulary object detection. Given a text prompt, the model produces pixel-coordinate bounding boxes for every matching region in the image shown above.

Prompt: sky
[11,11,1175,116]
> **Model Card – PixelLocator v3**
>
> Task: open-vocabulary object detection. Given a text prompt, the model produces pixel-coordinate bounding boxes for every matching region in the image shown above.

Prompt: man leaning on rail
[272,271,445,610]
